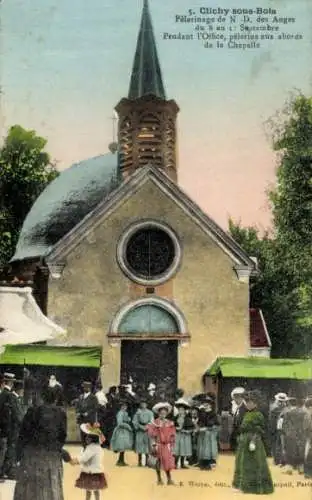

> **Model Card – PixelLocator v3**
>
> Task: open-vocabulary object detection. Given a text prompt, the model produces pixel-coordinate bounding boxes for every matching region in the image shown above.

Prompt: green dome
[12,153,119,261]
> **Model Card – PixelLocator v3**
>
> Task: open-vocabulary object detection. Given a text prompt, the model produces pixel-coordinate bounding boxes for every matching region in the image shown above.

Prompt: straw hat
[192,393,211,402]
[82,381,92,388]
[4,372,16,382]
[274,392,288,403]
[175,398,190,409]
[152,402,172,414]
[80,423,105,444]
[231,387,245,398]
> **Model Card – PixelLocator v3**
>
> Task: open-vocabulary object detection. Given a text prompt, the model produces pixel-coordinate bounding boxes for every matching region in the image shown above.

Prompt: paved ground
[1,446,312,500]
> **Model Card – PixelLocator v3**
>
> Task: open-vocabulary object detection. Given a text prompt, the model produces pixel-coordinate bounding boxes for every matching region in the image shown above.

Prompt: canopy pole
[23,358,26,388]
[23,357,26,406]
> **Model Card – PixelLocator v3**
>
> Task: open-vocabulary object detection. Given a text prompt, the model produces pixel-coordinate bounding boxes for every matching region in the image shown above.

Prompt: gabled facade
[44,165,257,392]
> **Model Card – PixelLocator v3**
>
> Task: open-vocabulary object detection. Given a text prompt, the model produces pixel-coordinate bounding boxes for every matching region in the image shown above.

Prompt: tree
[0,125,58,264]
[229,93,312,357]
[269,94,312,249]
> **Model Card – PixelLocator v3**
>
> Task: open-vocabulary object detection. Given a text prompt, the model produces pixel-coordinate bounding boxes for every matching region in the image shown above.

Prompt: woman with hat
[110,401,133,466]
[13,386,67,500]
[132,398,154,467]
[268,392,288,466]
[188,405,200,466]
[230,387,247,451]
[173,398,194,469]
[197,396,220,470]
[232,390,274,494]
[147,402,176,485]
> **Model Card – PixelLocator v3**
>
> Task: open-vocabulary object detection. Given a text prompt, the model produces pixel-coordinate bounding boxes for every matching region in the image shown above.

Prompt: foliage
[229,93,312,358]
[0,125,58,264]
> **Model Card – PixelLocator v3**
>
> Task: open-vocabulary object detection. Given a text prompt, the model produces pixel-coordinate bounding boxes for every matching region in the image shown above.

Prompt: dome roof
[12,153,119,262]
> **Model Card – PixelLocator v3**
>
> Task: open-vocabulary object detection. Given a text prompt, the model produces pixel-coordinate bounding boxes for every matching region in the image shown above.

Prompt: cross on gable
[108,112,118,142]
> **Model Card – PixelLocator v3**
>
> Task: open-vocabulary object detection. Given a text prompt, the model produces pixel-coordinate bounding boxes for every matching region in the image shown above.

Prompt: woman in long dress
[110,401,133,466]
[147,402,176,486]
[132,399,154,467]
[173,398,194,468]
[232,390,274,495]
[197,398,220,470]
[268,393,288,466]
[13,387,67,500]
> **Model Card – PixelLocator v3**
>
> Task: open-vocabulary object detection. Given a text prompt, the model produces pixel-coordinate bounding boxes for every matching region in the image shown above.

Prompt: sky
[1,0,312,231]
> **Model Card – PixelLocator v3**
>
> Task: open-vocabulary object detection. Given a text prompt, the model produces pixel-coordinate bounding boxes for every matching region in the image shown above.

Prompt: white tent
[0,286,65,348]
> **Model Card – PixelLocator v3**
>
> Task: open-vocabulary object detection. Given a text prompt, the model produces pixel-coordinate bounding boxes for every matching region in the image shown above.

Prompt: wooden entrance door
[120,340,178,397]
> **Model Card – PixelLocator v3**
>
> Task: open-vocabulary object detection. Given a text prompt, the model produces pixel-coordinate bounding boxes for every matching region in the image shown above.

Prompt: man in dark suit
[75,381,99,443]
[230,387,248,451]
[2,380,25,478]
[0,373,19,479]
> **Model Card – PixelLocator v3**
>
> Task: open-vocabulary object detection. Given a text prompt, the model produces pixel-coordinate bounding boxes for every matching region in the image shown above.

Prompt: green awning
[205,357,312,380]
[0,345,101,368]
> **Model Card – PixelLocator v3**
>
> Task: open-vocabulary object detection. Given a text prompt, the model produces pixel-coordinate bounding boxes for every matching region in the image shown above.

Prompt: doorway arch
[109,298,188,396]
[109,297,188,336]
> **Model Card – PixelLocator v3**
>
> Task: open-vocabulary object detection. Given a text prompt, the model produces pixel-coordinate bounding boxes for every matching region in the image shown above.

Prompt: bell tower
[115,0,179,182]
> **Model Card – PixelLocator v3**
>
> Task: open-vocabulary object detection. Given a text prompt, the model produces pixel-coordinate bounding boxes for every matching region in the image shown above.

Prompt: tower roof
[128,0,166,100]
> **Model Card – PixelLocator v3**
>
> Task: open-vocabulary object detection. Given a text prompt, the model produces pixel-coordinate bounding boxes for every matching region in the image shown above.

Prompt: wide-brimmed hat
[175,398,190,409]
[191,401,201,410]
[4,372,16,382]
[192,393,211,402]
[80,423,105,444]
[152,402,172,414]
[231,387,245,398]
[274,392,288,402]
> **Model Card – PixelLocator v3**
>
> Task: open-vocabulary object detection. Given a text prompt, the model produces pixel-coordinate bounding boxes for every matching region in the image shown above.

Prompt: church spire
[115,0,179,181]
[128,0,166,100]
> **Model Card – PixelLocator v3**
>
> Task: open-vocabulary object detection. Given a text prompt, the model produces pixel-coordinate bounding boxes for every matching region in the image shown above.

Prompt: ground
[1,446,311,500]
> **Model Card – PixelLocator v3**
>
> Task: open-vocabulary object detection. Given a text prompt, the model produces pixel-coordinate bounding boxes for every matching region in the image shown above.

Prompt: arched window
[109,297,188,339]
[118,305,179,334]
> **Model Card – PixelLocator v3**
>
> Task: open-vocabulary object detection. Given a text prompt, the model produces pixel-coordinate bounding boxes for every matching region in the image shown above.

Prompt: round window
[117,222,181,285]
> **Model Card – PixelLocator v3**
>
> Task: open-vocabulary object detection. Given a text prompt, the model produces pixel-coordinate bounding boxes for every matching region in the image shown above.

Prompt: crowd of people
[269,391,312,476]
[0,370,312,498]
[73,381,222,472]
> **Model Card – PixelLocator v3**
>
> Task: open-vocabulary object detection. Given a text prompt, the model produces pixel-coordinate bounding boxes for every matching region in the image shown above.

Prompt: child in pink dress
[147,402,176,486]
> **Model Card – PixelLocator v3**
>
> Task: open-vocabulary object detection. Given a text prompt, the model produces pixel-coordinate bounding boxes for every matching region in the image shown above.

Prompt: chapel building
[2,1,271,395]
